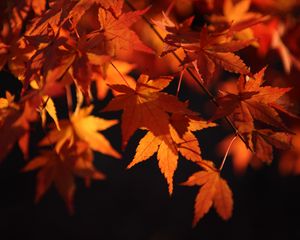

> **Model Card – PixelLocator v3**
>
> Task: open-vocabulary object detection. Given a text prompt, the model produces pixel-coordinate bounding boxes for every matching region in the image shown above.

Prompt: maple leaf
[40,106,121,159]
[15,101,39,159]
[252,18,300,73]
[24,1,151,97]
[218,129,291,175]
[26,0,77,35]
[0,92,39,161]
[182,161,233,226]
[209,0,268,42]
[0,94,25,162]
[251,129,291,164]
[0,1,36,73]
[1,1,31,38]
[6,37,36,83]
[23,26,76,88]
[26,0,115,35]
[153,14,199,54]
[23,141,105,213]
[1,82,61,160]
[103,74,194,148]
[72,51,111,97]
[279,129,300,176]
[22,102,112,213]
[211,67,291,134]
[182,27,253,83]
[87,2,153,56]
[211,68,295,162]
[68,0,124,27]
[24,25,112,97]
[155,15,253,83]
[127,114,216,194]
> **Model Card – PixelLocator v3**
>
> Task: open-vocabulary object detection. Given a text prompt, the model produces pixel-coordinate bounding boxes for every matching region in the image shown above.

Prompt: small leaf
[182,164,233,226]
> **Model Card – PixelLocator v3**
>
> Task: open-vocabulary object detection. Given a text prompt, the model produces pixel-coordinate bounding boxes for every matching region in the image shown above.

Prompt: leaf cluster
[0,0,299,227]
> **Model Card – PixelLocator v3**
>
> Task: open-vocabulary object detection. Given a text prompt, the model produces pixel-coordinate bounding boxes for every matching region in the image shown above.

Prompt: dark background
[1,137,300,240]
[1,71,300,240]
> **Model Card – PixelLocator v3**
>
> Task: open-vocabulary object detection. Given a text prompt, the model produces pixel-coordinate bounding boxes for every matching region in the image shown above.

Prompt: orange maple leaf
[251,129,291,163]
[23,0,152,97]
[84,1,153,56]
[218,129,291,175]
[24,25,112,97]
[0,92,40,161]
[210,0,267,42]
[0,1,38,73]
[279,128,300,175]
[27,0,120,35]
[252,18,300,73]
[103,74,194,149]
[211,67,291,134]
[127,114,216,194]
[182,27,251,82]
[212,68,293,164]
[182,161,233,226]
[156,15,253,83]
[23,141,105,213]
[0,93,25,161]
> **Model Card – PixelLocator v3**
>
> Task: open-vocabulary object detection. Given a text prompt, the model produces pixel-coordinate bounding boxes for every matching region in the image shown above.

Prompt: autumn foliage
[1,0,300,228]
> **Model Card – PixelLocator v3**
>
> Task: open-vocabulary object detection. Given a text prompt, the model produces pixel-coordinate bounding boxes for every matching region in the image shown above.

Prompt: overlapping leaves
[103,74,194,148]
[128,114,216,194]
[0,0,299,228]
[24,106,120,209]
[211,68,292,161]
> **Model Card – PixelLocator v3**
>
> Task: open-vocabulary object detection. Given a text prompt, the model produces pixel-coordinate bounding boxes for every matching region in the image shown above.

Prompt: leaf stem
[110,61,130,87]
[124,0,253,152]
[176,68,185,97]
[69,19,80,39]
[65,85,73,118]
[219,134,237,172]
[39,97,56,150]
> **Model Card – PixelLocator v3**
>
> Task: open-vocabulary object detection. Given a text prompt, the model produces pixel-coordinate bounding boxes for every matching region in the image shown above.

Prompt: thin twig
[124,0,253,152]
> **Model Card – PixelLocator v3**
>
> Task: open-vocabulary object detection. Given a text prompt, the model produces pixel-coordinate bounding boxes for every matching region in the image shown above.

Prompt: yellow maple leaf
[40,105,121,159]
[210,0,266,45]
